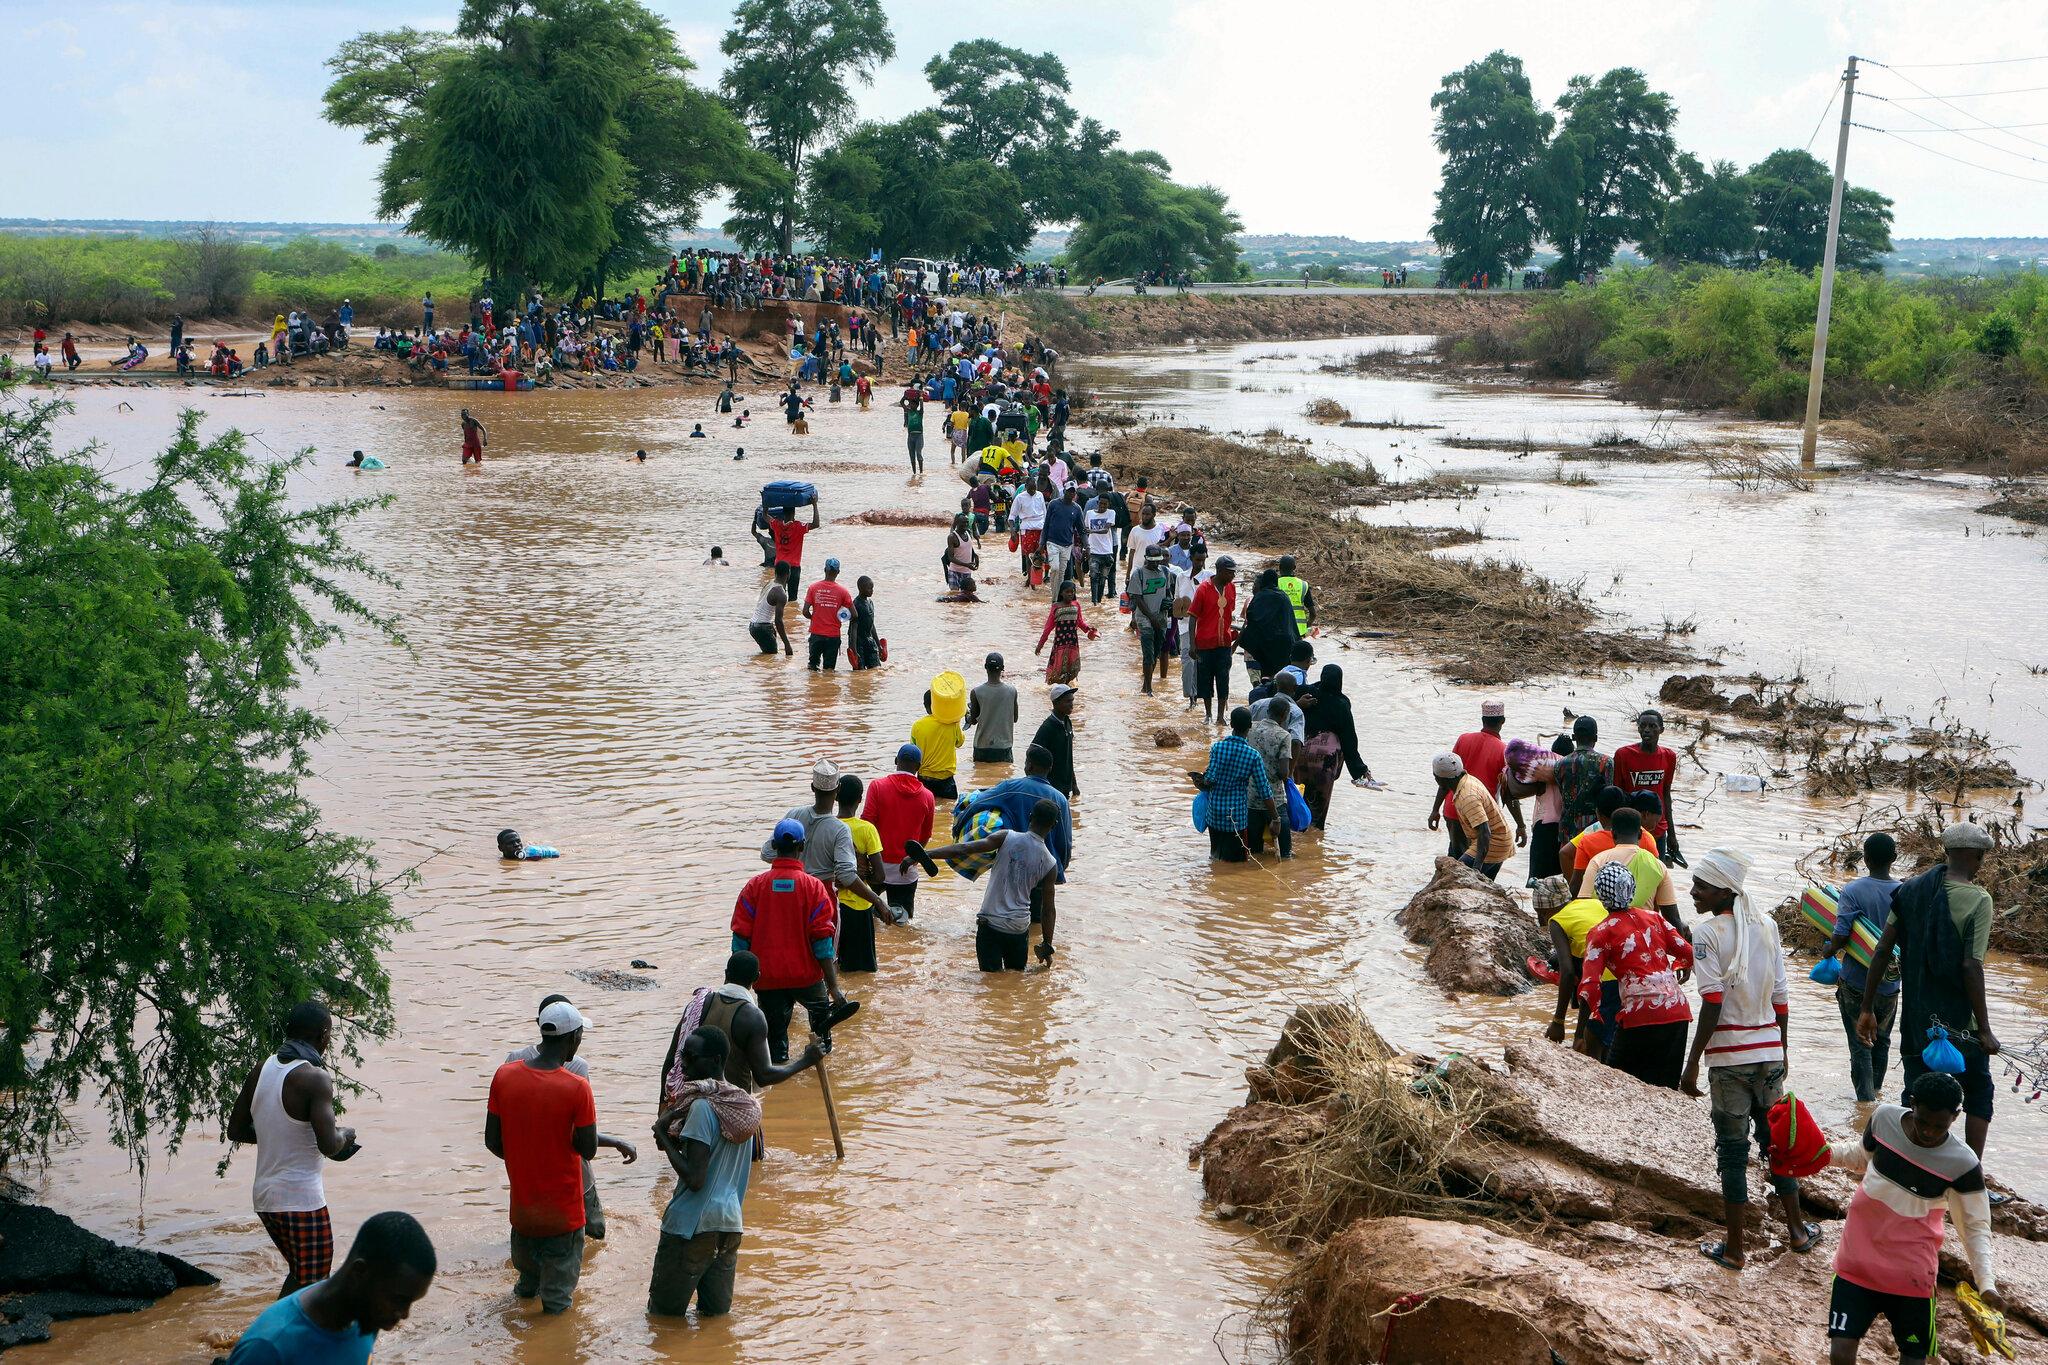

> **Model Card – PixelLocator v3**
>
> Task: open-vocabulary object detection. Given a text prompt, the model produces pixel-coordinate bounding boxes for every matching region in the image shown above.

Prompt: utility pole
[1800,56,1858,471]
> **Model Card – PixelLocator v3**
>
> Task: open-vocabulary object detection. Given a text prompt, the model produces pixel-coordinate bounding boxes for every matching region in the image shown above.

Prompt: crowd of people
[201,279,2020,1365]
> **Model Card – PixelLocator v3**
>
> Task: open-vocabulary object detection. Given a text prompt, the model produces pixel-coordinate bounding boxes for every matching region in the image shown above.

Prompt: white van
[896,257,947,279]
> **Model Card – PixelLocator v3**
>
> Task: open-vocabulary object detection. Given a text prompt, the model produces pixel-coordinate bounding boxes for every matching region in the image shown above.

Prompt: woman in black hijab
[1300,664,1370,829]
[1239,567,1300,682]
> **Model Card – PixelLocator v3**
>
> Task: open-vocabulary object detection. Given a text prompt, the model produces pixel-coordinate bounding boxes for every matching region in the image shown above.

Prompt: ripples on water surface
[30,339,2048,1361]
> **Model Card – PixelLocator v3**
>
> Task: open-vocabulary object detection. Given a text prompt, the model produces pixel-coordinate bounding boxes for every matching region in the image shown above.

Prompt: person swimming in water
[689,424,707,438]
[497,829,560,861]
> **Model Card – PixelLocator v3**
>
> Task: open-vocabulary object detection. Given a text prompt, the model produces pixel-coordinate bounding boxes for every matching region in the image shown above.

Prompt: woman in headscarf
[1239,567,1300,683]
[1299,664,1370,829]
[1505,735,1567,882]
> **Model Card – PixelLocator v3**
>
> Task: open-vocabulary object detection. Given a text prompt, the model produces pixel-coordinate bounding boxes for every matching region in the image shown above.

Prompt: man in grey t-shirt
[760,760,883,908]
[917,799,1061,971]
[966,652,1019,764]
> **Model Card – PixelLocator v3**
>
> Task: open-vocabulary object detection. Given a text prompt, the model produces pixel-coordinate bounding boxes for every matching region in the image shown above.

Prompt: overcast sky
[9,0,2048,239]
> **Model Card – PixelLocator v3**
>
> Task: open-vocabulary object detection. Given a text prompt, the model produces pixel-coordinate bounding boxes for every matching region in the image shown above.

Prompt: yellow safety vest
[1278,576,1311,632]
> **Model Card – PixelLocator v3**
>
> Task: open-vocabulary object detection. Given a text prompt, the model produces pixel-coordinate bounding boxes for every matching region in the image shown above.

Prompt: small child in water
[634,449,648,463]
[705,546,730,567]
[689,424,706,438]
[497,828,560,861]
[733,409,750,428]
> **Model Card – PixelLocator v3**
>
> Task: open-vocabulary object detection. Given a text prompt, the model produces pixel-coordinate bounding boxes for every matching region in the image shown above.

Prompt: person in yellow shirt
[1545,864,1635,1059]
[909,700,965,802]
[835,774,888,973]
[948,406,970,465]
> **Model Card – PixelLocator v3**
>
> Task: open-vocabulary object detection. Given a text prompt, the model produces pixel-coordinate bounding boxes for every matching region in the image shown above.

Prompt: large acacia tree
[1748,148,1894,271]
[1538,67,1678,281]
[0,390,403,1167]
[1429,52,1553,282]
[325,0,759,298]
[719,0,895,253]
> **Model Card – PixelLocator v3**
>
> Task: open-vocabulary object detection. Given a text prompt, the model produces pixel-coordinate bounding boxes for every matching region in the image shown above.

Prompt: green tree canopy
[1537,67,1678,281]
[719,0,895,253]
[1643,155,1757,267]
[0,390,403,1167]
[1748,147,1894,271]
[1065,150,1242,281]
[924,40,1075,164]
[802,112,1032,262]
[1430,52,1553,282]
[325,0,756,298]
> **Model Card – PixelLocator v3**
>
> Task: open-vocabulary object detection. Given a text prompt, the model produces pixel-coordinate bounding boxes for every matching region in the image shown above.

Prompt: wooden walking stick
[815,1055,846,1160]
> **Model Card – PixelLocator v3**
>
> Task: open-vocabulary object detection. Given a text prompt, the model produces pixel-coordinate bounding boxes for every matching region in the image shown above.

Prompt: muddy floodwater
[25,335,2048,1362]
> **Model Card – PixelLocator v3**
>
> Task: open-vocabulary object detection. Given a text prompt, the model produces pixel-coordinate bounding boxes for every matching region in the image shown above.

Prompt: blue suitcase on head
[761,479,818,512]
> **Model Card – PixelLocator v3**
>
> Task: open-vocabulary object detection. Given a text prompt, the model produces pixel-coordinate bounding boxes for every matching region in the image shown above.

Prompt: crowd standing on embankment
[161,278,2016,1363]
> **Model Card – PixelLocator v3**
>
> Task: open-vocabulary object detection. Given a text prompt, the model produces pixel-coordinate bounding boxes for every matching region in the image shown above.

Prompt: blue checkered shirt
[1202,734,1272,832]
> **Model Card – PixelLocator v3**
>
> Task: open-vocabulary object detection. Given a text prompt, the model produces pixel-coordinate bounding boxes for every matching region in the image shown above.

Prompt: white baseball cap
[538,1001,587,1036]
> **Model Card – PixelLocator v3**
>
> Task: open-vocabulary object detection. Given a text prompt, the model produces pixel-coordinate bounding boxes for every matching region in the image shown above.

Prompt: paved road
[1039,284,1544,298]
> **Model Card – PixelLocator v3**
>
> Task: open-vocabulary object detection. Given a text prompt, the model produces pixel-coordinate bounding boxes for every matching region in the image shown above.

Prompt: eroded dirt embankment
[1002,291,1535,357]
[1198,1003,2048,1364]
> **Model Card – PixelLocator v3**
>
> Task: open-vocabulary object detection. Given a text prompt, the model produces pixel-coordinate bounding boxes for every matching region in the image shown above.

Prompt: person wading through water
[459,409,487,465]
[504,994,639,1240]
[658,952,825,1133]
[1859,822,2002,1160]
[485,1001,599,1314]
[736,818,856,1064]
[862,744,936,925]
[1194,706,1270,863]
[1827,833,1902,1104]
[228,1000,362,1297]
[1679,848,1815,1270]
[966,652,1019,764]
[648,1026,764,1319]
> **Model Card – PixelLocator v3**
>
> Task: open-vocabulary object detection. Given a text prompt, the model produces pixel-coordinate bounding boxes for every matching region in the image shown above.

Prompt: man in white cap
[1430,751,1512,880]
[761,759,881,910]
[1860,821,2001,1157]
[486,1000,599,1313]
[1430,699,1520,860]
[1679,849,1814,1269]
[504,994,638,1241]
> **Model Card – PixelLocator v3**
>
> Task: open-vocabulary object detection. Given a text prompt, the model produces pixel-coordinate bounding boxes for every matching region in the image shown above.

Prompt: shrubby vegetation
[0,387,404,1163]
[0,232,479,327]
[1455,266,2048,468]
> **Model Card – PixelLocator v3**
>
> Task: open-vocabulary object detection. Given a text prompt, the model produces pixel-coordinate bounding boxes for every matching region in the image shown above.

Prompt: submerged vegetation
[1102,427,1689,684]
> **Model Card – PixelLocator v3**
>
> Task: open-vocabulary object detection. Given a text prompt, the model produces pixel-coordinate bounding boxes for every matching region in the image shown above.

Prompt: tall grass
[0,234,481,328]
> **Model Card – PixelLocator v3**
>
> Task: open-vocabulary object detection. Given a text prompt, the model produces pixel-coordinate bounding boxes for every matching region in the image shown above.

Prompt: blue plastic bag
[1192,790,1210,833]
[1285,778,1312,833]
[1809,957,1842,985]
[1922,1025,1967,1075]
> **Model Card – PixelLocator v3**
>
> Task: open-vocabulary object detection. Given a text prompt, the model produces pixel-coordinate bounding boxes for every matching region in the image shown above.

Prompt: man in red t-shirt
[486,1001,598,1314]
[1189,555,1238,724]
[802,558,857,672]
[1611,709,1683,864]
[733,818,846,1062]
[769,500,820,594]
[862,745,936,922]
[1430,700,1522,859]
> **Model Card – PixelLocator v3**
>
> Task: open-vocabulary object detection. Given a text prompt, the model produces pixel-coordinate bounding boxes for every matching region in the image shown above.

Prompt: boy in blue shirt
[648,1027,762,1318]
[226,1211,435,1364]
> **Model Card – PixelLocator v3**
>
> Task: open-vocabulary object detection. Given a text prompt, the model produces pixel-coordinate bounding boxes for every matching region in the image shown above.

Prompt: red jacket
[861,771,936,864]
[732,858,837,991]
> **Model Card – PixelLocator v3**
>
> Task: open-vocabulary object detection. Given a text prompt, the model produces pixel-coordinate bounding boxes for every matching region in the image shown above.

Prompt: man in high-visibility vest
[1276,554,1316,636]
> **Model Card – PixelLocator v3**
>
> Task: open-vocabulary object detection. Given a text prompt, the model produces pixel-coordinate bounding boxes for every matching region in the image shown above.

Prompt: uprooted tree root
[1793,805,2048,957]
[1303,397,1352,424]
[1245,1004,1508,1248]
[1802,720,2025,800]
[1105,427,1691,683]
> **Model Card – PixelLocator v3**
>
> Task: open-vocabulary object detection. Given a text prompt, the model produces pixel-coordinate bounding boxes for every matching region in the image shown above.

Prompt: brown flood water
[25,340,2048,1362]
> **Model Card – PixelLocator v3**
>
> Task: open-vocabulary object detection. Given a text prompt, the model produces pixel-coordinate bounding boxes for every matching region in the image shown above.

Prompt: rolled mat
[1797,883,1881,970]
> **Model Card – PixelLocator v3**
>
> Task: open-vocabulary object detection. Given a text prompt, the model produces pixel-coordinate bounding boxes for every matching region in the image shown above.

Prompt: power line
[1865,81,2048,102]
[1856,102,2048,132]
[1852,123,2048,185]
[1861,61,2048,153]
[1867,54,2048,69]
[1859,93,2048,167]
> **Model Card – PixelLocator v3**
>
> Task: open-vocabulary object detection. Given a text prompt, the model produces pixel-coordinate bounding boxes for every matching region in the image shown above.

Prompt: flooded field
[23,337,2048,1362]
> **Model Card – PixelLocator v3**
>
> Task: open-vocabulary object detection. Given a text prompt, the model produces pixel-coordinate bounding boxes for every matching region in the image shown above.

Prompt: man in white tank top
[228,1001,358,1295]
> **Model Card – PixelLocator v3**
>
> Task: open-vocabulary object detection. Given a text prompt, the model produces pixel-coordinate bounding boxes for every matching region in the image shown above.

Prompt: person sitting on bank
[498,828,560,860]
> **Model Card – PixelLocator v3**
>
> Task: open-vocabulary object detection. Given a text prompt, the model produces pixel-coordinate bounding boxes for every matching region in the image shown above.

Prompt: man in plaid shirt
[1195,707,1272,862]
